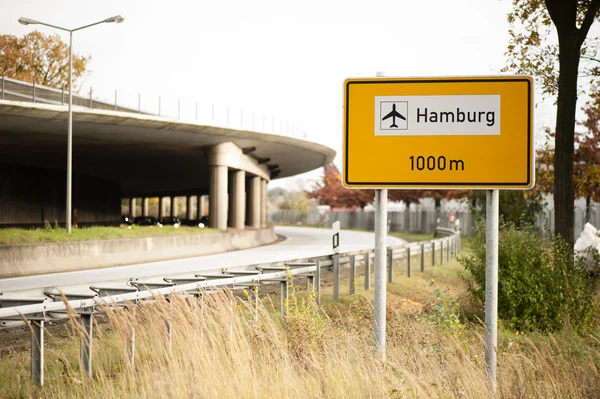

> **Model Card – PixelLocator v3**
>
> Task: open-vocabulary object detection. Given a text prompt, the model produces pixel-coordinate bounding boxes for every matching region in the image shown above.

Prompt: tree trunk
[553,34,581,247]
[586,196,592,224]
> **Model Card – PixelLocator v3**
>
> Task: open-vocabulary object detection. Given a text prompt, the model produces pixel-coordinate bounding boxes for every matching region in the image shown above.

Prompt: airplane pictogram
[382,103,406,128]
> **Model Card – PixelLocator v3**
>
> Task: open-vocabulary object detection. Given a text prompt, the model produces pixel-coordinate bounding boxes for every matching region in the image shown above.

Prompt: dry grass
[1,256,600,398]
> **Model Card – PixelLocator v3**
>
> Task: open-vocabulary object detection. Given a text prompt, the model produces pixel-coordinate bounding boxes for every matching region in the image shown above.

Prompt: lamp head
[105,15,124,24]
[18,17,38,25]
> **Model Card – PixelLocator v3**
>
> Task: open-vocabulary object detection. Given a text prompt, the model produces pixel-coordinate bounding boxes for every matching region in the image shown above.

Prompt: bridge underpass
[0,88,335,229]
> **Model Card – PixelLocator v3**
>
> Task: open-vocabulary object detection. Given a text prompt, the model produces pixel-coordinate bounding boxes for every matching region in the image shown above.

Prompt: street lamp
[18,15,124,233]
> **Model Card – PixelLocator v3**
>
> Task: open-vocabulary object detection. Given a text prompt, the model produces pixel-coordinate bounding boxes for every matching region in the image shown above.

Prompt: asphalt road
[0,226,403,297]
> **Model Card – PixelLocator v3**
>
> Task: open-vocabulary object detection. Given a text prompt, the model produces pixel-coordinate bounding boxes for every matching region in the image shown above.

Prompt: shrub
[421,279,464,334]
[459,219,599,333]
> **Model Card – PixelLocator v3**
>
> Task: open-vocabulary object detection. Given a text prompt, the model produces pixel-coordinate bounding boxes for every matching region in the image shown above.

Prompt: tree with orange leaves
[0,31,90,89]
[307,164,374,209]
[307,164,469,210]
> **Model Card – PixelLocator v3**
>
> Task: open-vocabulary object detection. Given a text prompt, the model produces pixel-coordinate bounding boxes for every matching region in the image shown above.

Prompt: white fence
[270,205,600,240]
[270,209,476,235]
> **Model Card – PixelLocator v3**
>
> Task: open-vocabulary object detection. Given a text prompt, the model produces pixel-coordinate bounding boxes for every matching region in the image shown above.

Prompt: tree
[387,189,423,207]
[309,164,469,210]
[504,0,600,245]
[470,190,545,228]
[307,164,374,209]
[536,91,600,223]
[0,31,90,89]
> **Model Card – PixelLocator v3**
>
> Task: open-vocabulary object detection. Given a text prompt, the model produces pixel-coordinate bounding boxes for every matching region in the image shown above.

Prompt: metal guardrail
[0,76,308,139]
[0,232,460,386]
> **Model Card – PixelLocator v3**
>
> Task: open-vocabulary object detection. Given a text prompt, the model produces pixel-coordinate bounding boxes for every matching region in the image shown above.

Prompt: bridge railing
[0,231,460,386]
[0,76,308,140]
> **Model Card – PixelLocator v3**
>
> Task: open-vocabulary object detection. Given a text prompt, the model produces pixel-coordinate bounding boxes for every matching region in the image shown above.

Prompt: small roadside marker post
[332,221,340,301]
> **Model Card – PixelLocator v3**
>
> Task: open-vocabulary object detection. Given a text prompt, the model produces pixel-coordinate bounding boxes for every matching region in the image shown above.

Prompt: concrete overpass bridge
[0,77,336,230]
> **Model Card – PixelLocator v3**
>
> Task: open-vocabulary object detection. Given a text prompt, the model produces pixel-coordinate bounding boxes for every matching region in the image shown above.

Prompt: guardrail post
[125,308,135,369]
[31,320,44,385]
[364,252,371,290]
[89,87,93,108]
[407,247,411,278]
[315,259,321,305]
[349,255,356,295]
[1,76,4,100]
[441,240,444,265]
[420,243,425,272]
[280,280,288,320]
[165,299,173,351]
[333,254,340,301]
[125,326,135,369]
[62,85,65,105]
[252,285,259,324]
[387,248,393,283]
[32,79,36,103]
[80,313,93,379]
[447,238,450,260]
[229,296,234,340]
[432,242,436,266]
[455,235,459,256]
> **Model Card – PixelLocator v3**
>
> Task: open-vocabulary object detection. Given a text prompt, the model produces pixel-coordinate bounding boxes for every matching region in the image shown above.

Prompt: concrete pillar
[159,197,165,219]
[209,165,228,230]
[231,170,245,229]
[248,176,261,228]
[228,173,235,228]
[196,195,201,219]
[186,196,193,220]
[171,196,178,217]
[129,198,136,217]
[142,198,149,217]
[199,195,208,219]
[261,179,268,228]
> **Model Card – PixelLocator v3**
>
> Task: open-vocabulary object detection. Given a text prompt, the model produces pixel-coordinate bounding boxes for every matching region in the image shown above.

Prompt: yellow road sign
[343,76,534,189]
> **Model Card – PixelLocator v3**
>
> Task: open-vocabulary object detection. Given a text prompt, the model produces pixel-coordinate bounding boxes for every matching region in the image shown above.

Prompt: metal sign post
[374,188,388,360]
[485,189,499,392]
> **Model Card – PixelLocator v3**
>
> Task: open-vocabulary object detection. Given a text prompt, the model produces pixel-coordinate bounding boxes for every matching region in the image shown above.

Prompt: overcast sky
[2,0,568,188]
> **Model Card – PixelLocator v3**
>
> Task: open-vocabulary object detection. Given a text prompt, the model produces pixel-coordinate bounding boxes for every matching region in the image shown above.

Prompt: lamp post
[18,15,124,233]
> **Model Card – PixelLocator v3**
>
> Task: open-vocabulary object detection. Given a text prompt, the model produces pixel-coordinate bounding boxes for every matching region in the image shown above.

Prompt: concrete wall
[0,162,121,226]
[0,227,278,278]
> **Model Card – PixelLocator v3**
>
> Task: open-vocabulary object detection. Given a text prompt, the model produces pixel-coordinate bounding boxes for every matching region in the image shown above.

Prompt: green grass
[389,231,434,242]
[0,225,219,245]
[272,223,437,242]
